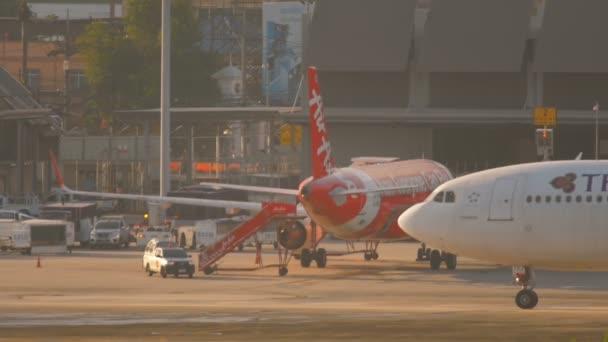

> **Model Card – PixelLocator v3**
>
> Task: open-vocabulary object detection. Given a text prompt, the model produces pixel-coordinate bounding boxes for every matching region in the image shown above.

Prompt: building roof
[0,67,63,136]
[308,0,417,72]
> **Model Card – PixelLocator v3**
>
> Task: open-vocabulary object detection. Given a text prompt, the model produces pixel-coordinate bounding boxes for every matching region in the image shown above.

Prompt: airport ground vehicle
[135,226,172,249]
[144,246,195,278]
[89,216,130,248]
[0,194,41,216]
[142,239,177,269]
[39,202,97,247]
[0,210,74,254]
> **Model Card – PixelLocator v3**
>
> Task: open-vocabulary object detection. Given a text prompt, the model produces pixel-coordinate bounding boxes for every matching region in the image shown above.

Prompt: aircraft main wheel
[315,248,327,268]
[278,266,288,276]
[515,289,538,309]
[430,250,441,270]
[445,253,457,270]
[300,248,313,268]
[417,248,423,260]
[364,252,372,261]
[372,251,379,260]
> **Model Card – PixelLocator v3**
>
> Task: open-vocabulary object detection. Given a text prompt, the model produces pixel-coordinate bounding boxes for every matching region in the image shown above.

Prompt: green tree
[78,0,220,129]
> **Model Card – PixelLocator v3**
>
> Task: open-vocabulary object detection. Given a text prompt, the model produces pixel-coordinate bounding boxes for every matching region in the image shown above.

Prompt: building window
[69,70,89,90]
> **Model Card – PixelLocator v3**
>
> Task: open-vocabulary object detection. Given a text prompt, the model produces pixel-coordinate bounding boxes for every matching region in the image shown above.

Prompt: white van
[9,219,74,254]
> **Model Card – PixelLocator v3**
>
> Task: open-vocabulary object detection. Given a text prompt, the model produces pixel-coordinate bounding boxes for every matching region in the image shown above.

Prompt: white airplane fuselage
[398,160,608,269]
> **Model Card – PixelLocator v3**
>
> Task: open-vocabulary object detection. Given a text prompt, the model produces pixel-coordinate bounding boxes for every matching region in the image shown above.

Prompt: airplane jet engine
[277,220,307,250]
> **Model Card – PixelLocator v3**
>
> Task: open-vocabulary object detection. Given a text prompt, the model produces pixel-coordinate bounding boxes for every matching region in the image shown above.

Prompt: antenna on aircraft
[575,152,583,160]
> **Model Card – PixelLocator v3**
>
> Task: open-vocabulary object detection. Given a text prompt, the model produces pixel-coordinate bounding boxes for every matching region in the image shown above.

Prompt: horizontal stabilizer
[331,185,421,198]
[350,157,399,166]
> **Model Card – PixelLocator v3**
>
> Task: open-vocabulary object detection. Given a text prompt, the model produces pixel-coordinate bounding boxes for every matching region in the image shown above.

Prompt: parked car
[90,217,130,248]
[143,246,194,278]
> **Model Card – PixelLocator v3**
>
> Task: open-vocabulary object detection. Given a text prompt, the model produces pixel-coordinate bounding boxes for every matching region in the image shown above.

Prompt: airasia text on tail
[308,66,335,179]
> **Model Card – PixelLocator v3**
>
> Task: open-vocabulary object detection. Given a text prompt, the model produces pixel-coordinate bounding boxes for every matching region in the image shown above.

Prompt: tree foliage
[78,0,220,129]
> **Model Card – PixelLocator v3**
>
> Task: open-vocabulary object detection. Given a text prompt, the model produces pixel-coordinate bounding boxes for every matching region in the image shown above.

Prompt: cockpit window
[433,191,444,203]
[445,191,455,203]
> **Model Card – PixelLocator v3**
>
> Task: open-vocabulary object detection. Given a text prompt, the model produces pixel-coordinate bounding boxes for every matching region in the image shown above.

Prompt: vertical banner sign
[262,2,305,106]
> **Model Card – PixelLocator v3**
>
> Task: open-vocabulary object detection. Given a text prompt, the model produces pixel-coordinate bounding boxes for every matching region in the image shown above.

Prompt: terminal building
[302,0,608,175]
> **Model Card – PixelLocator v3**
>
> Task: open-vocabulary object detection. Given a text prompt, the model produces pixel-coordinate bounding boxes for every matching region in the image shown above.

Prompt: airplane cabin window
[433,191,444,203]
[597,195,603,203]
[545,196,551,203]
[526,195,532,203]
[445,191,455,203]
[555,195,561,203]
[576,195,582,203]
[566,195,572,203]
[535,195,541,203]
[586,195,593,203]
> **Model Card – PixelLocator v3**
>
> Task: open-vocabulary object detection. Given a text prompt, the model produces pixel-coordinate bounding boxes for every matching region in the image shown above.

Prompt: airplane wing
[50,151,307,216]
[331,185,421,197]
[198,182,299,196]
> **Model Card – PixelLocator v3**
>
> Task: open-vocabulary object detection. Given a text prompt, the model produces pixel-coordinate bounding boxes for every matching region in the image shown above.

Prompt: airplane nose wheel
[515,289,538,309]
[513,265,538,309]
[429,250,441,270]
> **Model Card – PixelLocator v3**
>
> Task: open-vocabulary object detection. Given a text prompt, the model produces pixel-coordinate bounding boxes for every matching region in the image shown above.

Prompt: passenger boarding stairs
[198,202,298,276]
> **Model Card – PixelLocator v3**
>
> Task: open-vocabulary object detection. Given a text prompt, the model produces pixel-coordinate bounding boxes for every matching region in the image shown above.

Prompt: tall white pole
[160,0,171,209]
[594,102,600,160]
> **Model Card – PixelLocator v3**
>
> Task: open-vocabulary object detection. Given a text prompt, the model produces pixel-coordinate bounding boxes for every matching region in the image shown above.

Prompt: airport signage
[534,107,557,126]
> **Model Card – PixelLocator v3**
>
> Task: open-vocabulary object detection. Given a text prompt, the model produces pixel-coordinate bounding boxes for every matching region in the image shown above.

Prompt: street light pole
[160,0,171,220]
[594,102,600,160]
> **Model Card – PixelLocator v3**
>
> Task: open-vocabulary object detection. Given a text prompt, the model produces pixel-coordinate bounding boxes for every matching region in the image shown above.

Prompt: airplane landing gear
[363,241,380,261]
[416,243,431,261]
[427,249,457,270]
[300,248,328,268]
[513,266,538,309]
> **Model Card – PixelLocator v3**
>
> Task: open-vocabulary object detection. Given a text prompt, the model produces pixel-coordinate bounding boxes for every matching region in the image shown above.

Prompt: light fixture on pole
[594,101,600,160]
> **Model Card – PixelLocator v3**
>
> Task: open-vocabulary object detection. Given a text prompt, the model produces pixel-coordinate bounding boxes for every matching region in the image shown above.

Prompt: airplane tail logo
[308,66,335,179]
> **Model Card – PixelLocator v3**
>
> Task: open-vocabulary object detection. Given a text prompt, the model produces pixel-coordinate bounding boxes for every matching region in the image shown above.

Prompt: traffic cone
[36,256,41,268]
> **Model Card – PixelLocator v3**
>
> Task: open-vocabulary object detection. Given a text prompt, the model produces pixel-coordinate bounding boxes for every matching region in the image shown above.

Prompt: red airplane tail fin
[308,66,335,179]
[49,150,65,188]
